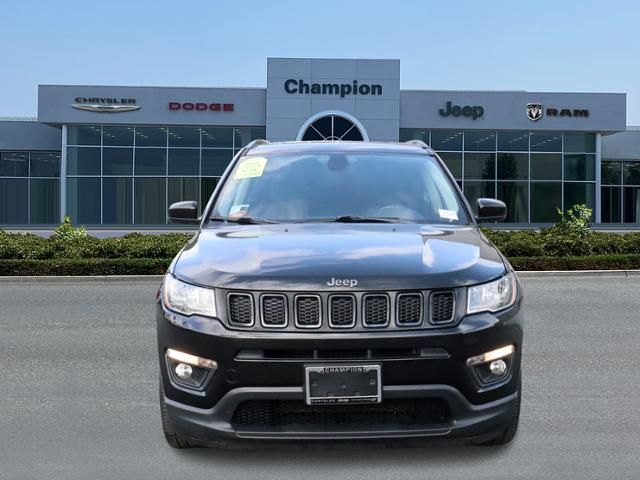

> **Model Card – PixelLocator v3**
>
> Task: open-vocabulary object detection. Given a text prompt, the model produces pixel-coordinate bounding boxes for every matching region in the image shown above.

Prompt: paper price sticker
[234,157,267,180]
[438,209,458,221]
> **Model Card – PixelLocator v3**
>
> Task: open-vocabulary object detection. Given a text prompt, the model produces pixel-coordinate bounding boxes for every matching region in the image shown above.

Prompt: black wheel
[476,372,521,446]
[159,381,200,449]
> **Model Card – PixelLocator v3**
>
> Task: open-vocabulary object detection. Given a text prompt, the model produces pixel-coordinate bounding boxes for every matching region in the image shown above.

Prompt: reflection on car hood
[173,224,506,290]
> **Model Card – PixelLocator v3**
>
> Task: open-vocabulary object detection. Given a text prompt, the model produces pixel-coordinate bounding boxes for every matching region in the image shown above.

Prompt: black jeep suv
[157,140,523,448]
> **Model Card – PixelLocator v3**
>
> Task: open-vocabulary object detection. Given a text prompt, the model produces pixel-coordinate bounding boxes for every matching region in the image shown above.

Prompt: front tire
[476,373,521,446]
[159,381,200,449]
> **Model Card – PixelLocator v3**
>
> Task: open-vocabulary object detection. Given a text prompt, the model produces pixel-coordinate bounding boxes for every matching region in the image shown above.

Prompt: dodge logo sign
[527,103,543,122]
[168,102,234,112]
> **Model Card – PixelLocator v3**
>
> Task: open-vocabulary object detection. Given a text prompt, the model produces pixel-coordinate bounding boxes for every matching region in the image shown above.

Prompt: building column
[60,125,67,222]
[595,132,602,224]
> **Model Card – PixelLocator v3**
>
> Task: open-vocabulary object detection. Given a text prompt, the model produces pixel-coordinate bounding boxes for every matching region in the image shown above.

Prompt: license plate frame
[304,364,382,405]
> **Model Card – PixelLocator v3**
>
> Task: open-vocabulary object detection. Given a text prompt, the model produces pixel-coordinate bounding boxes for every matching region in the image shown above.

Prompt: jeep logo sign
[439,101,484,120]
[326,277,358,288]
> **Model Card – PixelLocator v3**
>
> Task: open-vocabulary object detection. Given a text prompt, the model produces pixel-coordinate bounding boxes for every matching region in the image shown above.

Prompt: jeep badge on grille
[326,277,358,287]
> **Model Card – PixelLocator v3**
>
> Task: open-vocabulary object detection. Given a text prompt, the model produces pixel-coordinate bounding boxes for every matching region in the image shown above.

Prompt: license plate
[304,364,382,405]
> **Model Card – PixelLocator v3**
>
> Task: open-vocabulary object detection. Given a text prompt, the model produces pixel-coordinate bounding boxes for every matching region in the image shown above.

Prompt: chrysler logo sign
[71,97,140,113]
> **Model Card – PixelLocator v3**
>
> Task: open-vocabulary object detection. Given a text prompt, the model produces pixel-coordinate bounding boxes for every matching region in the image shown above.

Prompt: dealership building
[1,57,638,229]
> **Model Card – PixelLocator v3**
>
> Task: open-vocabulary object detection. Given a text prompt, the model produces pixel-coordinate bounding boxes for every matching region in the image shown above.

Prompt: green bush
[0,258,171,276]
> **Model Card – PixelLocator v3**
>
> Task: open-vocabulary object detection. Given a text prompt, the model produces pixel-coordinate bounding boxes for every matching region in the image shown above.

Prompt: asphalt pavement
[0,275,639,480]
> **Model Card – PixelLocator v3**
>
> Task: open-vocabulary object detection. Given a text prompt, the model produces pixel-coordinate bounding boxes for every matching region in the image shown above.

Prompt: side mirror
[168,201,199,224]
[476,198,507,222]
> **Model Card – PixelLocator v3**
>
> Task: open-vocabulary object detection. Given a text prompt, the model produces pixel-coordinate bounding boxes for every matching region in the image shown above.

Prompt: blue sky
[1,0,638,123]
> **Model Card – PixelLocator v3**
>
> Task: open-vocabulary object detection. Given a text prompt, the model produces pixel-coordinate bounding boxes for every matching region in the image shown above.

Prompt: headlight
[467,272,517,314]
[163,274,217,317]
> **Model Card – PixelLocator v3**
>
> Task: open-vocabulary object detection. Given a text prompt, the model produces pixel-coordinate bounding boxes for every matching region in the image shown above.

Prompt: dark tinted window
[464,153,495,180]
[103,126,134,146]
[531,153,562,180]
[30,152,61,177]
[464,130,495,151]
[601,161,622,185]
[135,127,167,147]
[0,178,28,223]
[530,132,562,152]
[134,178,166,224]
[168,149,199,176]
[67,147,101,176]
[103,177,133,224]
[430,131,462,151]
[497,182,528,223]
[169,127,200,148]
[135,148,166,175]
[531,183,562,223]
[564,154,595,181]
[497,153,528,180]
[103,148,133,176]
[564,133,595,153]
[0,152,28,177]
[67,178,101,224]
[497,131,529,151]
[601,186,621,223]
[67,125,101,145]
[30,178,59,224]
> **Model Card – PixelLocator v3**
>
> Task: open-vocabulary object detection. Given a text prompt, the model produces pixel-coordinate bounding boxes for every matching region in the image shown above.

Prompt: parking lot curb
[515,270,639,278]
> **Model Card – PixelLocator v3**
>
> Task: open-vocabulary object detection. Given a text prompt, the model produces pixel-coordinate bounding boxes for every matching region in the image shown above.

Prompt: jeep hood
[173,224,506,291]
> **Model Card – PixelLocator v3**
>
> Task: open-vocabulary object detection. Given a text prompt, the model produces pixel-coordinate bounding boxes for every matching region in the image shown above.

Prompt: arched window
[300,114,365,141]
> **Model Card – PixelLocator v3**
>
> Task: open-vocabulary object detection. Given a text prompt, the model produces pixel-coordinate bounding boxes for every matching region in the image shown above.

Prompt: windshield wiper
[210,216,280,225]
[305,215,405,224]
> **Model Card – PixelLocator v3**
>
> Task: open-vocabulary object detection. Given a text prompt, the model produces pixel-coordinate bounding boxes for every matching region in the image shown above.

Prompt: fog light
[466,344,515,367]
[175,363,193,380]
[165,348,217,391]
[489,359,507,376]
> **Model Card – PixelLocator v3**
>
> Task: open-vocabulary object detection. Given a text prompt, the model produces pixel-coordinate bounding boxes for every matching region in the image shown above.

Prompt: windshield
[210,151,470,224]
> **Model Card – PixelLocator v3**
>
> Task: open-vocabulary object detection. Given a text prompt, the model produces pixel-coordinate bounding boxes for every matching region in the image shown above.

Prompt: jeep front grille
[261,294,287,327]
[227,293,254,326]
[222,289,457,331]
[397,293,423,325]
[329,295,356,328]
[430,292,455,324]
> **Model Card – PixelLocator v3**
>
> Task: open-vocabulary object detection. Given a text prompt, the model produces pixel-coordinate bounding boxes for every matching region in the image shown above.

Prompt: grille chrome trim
[395,292,424,327]
[429,291,456,325]
[227,292,255,327]
[294,294,322,329]
[328,294,356,328]
[362,294,390,328]
[260,293,288,328]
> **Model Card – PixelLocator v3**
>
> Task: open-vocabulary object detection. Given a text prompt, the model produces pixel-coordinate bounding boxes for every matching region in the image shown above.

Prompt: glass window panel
[102,126,134,146]
[399,129,429,144]
[30,178,59,224]
[430,130,462,151]
[564,182,595,216]
[0,178,28,224]
[531,153,562,180]
[103,148,133,176]
[169,178,200,213]
[135,148,166,175]
[601,186,621,223]
[66,147,101,176]
[67,125,101,146]
[497,131,529,151]
[168,127,201,148]
[235,127,266,149]
[497,182,528,223]
[168,149,199,176]
[497,153,528,180]
[202,149,233,176]
[201,127,234,148]
[66,177,101,224]
[464,130,496,151]
[437,152,462,179]
[134,178,166,224]
[464,153,495,180]
[564,154,595,181]
[530,131,562,152]
[531,182,562,223]
[601,161,622,185]
[463,181,495,215]
[623,161,640,186]
[103,177,132,225]
[201,177,219,208]
[564,132,595,153]
[135,127,167,147]
[623,187,640,223]
[0,152,28,177]
[30,152,60,177]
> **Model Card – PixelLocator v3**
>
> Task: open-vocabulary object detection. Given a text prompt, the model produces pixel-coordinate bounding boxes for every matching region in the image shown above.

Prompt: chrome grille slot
[295,295,321,328]
[261,294,287,327]
[430,292,455,324]
[329,295,356,328]
[227,293,254,326]
[363,294,389,327]
[396,293,423,326]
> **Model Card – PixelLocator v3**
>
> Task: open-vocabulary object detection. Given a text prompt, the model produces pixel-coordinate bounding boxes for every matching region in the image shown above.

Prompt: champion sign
[168,102,234,112]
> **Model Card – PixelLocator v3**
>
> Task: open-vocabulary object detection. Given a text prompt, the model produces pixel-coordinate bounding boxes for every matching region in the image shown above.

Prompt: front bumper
[157,298,523,442]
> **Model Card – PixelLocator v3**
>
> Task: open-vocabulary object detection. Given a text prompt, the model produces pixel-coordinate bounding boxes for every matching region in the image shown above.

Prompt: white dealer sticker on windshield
[234,157,267,179]
[438,209,458,221]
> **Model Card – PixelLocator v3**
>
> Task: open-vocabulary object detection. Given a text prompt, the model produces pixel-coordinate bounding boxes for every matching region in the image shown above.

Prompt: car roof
[246,140,435,157]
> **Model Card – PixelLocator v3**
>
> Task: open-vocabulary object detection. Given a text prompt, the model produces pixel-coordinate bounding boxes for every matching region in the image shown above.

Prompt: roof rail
[404,139,431,150]
[243,139,270,152]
